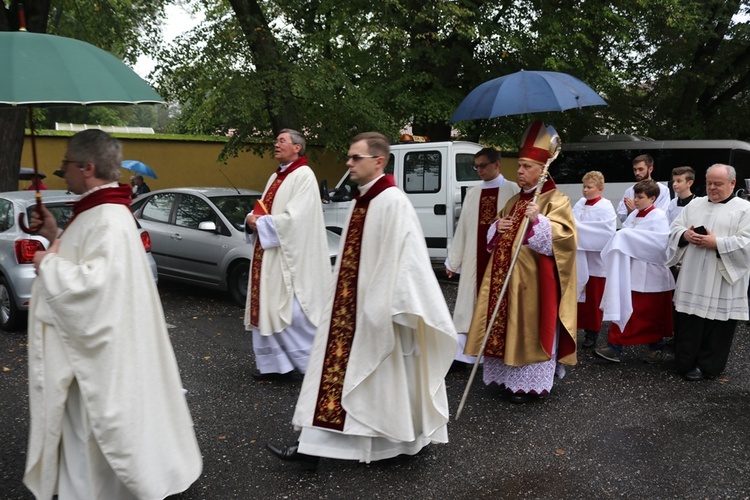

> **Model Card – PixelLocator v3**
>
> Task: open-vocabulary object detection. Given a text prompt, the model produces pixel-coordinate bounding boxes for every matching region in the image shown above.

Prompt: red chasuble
[484,179,559,360]
[248,157,307,328]
[476,187,499,295]
[312,175,396,431]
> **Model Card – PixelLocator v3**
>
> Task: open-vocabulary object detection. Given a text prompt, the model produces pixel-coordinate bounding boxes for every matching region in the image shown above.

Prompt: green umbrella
[0,31,163,106]
[0,29,164,232]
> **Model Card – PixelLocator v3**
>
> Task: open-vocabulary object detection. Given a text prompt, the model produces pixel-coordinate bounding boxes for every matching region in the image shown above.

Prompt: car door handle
[434,204,446,215]
[170,233,183,241]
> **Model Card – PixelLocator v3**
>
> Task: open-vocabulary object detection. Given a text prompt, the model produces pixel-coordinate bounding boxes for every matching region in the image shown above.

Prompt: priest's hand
[686,226,717,249]
[28,204,58,243]
[525,202,539,222]
[33,238,61,271]
[245,213,259,231]
[445,268,454,278]
[496,216,513,233]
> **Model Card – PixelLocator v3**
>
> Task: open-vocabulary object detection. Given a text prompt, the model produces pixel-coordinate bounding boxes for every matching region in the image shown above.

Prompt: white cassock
[616,182,671,223]
[668,196,750,320]
[445,175,518,362]
[572,197,617,301]
[25,185,202,500]
[293,177,457,463]
[244,163,331,374]
[600,207,675,330]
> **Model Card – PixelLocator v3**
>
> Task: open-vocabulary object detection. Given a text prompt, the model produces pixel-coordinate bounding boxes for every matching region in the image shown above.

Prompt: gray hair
[67,129,122,182]
[706,163,736,182]
[280,128,306,156]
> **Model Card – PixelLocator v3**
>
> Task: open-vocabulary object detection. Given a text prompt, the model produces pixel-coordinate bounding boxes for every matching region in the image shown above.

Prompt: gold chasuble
[249,156,307,328]
[476,187,499,294]
[312,175,396,431]
[466,178,578,367]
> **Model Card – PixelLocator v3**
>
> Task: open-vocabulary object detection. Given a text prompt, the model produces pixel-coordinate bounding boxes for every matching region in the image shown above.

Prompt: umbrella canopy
[0,31,164,107]
[122,160,158,179]
[451,70,607,122]
[19,167,46,180]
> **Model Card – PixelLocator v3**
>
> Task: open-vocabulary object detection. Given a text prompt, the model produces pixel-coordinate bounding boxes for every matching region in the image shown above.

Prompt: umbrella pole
[18,105,42,234]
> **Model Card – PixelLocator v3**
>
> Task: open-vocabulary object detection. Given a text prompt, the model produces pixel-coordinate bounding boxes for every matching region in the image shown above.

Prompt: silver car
[132,187,340,305]
[0,190,158,331]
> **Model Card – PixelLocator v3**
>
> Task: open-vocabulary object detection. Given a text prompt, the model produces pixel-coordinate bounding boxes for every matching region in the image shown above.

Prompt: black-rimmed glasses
[346,154,382,162]
[472,161,492,170]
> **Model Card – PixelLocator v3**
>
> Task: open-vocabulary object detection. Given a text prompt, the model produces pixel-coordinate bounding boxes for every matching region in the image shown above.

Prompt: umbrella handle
[19,194,44,234]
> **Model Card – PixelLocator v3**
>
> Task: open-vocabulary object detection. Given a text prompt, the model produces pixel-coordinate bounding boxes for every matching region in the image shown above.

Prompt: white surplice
[244,164,331,374]
[616,182,671,223]
[600,207,675,330]
[25,187,202,500]
[668,196,750,320]
[445,175,518,362]
[293,179,457,463]
[572,197,617,301]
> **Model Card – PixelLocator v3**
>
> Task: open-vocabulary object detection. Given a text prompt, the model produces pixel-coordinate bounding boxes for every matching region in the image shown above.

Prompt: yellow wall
[20,135,349,193]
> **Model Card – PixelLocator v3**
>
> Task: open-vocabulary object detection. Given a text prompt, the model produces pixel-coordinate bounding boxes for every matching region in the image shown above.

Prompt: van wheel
[228,260,250,306]
[0,276,21,332]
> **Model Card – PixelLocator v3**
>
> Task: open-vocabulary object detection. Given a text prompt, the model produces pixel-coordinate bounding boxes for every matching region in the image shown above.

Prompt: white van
[321,138,483,263]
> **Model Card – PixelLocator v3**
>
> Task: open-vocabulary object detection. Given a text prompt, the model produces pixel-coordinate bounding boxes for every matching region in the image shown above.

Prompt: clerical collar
[636,204,656,217]
[482,175,506,189]
[78,181,119,199]
[357,174,385,197]
[585,196,602,206]
[677,193,695,207]
[278,162,292,172]
[709,193,735,204]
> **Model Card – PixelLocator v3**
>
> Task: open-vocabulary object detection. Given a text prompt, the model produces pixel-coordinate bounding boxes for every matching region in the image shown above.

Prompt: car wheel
[228,260,250,306]
[0,276,21,332]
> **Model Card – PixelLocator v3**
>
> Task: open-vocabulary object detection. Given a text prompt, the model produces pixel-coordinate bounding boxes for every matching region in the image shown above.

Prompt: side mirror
[321,179,331,203]
[198,221,218,232]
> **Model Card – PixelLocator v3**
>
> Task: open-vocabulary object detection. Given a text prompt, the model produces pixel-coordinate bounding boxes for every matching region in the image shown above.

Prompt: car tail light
[140,230,152,252]
[15,239,46,264]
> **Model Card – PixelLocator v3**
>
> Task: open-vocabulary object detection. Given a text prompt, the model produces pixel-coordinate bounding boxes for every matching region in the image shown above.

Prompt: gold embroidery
[312,207,368,430]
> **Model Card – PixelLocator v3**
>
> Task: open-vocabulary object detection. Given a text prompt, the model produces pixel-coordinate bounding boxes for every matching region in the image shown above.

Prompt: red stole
[484,178,558,359]
[476,187,499,295]
[63,184,133,234]
[312,175,396,431]
[248,157,307,328]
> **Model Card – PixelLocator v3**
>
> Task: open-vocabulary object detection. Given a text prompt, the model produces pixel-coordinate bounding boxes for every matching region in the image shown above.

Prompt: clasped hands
[496,202,539,233]
[684,225,717,249]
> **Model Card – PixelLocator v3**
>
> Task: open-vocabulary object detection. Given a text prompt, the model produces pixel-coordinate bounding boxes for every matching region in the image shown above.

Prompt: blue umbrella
[450,70,607,122]
[122,160,158,179]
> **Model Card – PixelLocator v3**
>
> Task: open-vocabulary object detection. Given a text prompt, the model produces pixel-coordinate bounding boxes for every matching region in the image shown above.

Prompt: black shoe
[252,371,293,381]
[508,392,539,404]
[448,361,470,373]
[266,443,320,469]
[582,334,597,349]
[683,367,704,381]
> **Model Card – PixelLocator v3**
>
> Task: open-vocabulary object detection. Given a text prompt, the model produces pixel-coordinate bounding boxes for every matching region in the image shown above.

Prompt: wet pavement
[1,275,749,499]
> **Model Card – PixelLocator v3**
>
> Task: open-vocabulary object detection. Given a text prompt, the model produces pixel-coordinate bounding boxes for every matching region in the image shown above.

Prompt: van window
[404,151,441,193]
[456,153,481,181]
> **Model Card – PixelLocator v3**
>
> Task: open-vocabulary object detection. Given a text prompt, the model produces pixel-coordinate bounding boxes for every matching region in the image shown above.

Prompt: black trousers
[674,312,737,377]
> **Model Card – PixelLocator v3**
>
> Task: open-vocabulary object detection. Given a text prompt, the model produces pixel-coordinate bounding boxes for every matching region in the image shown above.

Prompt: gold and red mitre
[518,120,554,165]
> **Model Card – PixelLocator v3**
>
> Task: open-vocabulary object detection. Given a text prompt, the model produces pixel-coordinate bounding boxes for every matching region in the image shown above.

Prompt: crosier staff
[455,125,562,420]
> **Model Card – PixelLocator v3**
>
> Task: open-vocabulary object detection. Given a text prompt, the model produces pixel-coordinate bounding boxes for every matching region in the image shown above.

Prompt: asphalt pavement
[1,275,749,499]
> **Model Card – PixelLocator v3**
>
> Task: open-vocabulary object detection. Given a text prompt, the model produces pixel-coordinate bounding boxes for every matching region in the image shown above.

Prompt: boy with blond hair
[573,171,617,348]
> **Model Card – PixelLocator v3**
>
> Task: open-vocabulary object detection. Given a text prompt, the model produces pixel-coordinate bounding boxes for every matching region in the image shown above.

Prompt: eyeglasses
[472,161,493,170]
[346,155,382,162]
[60,159,84,169]
[274,138,298,146]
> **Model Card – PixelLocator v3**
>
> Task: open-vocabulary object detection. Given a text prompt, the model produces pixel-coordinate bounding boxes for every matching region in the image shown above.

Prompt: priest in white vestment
[445,147,518,367]
[616,154,671,223]
[597,180,674,364]
[668,164,750,381]
[572,171,617,348]
[267,132,457,466]
[244,129,331,379]
[24,130,202,500]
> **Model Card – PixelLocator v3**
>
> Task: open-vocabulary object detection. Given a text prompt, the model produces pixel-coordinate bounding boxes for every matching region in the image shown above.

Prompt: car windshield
[210,195,259,231]
[27,203,75,229]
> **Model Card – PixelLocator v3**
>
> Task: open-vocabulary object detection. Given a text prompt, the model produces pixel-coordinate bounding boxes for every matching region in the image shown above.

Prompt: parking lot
[1,276,749,499]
